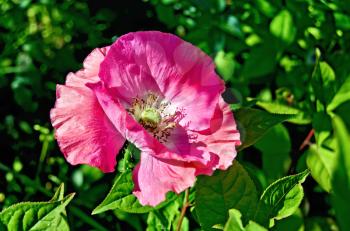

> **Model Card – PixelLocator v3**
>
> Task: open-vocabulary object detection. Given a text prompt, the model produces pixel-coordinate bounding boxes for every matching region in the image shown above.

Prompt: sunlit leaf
[254,170,309,227]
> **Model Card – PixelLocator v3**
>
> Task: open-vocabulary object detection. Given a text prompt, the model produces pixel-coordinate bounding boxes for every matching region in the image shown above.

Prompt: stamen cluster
[127,92,181,143]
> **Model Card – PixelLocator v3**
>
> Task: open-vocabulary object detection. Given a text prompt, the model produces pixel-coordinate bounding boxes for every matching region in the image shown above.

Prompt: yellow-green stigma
[140,108,161,128]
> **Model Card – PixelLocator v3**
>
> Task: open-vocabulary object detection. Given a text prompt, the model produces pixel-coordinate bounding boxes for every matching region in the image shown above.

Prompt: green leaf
[92,170,176,215]
[331,116,350,231]
[256,101,311,125]
[327,76,350,111]
[270,10,296,45]
[255,124,291,182]
[254,170,309,227]
[195,161,258,230]
[235,108,294,150]
[306,145,336,192]
[222,209,267,231]
[0,190,74,231]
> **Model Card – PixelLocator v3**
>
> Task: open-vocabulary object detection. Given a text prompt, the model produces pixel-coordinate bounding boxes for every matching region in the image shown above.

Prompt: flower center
[127,92,183,143]
[140,108,161,128]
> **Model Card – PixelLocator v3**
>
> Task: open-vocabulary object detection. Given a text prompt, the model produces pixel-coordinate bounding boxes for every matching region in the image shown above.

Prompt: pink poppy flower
[50,31,240,206]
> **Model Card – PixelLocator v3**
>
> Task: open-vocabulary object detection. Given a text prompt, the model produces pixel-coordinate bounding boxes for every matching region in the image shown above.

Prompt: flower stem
[176,189,189,231]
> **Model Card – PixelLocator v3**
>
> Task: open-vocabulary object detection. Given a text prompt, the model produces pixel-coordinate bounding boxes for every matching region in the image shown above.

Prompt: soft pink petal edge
[195,97,241,170]
[50,47,125,173]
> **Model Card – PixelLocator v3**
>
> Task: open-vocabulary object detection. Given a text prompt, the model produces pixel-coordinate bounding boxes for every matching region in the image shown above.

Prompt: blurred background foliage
[1,0,350,230]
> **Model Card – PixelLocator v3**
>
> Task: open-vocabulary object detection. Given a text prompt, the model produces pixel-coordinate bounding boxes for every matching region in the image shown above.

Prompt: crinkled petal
[98,31,225,130]
[50,47,125,172]
[50,83,125,172]
[195,97,241,170]
[66,47,110,86]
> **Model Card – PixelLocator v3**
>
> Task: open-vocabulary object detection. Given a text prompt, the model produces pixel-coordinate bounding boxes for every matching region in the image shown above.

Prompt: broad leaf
[195,161,258,230]
[270,10,296,45]
[235,108,294,150]
[0,188,74,231]
[254,170,309,227]
[306,145,336,192]
[92,170,176,215]
[331,116,350,231]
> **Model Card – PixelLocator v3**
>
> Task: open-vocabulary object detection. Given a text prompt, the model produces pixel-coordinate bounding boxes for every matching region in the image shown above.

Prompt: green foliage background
[1,0,350,230]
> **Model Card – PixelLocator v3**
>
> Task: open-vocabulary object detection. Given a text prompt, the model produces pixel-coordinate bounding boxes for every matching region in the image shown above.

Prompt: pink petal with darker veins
[50,47,125,173]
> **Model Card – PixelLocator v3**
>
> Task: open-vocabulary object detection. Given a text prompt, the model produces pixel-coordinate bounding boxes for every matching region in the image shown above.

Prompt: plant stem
[176,189,189,231]
[299,129,315,151]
